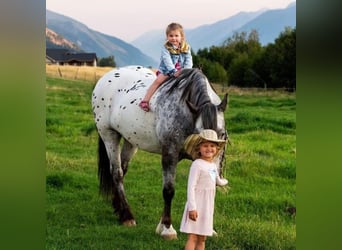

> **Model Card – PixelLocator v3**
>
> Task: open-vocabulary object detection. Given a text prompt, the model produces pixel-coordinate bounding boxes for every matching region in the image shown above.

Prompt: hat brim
[184,134,226,160]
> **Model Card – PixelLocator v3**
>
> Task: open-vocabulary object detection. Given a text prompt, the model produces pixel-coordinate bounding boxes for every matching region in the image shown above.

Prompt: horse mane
[166,68,218,130]
[166,68,211,105]
[199,103,218,130]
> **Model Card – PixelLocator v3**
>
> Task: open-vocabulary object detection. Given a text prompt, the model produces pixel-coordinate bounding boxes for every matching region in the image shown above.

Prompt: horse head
[173,68,229,177]
[191,94,229,178]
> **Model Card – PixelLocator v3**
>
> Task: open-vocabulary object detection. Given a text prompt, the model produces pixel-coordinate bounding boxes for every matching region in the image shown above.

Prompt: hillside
[46,10,157,67]
[46,2,295,67]
[132,2,296,62]
[233,4,296,45]
[131,10,265,62]
[46,28,82,52]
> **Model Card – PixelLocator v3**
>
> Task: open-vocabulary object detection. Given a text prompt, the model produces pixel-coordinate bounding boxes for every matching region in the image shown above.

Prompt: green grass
[46,77,296,249]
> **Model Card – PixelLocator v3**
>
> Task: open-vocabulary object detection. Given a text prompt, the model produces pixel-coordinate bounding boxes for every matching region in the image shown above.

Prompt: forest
[192,27,296,91]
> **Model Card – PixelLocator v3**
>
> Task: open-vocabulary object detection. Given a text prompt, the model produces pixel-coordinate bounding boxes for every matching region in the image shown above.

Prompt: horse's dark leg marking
[160,145,178,229]
[101,129,135,225]
[112,183,135,225]
[161,184,174,228]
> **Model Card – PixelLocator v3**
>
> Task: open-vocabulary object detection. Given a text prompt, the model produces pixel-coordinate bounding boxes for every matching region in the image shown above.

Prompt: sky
[46,0,295,42]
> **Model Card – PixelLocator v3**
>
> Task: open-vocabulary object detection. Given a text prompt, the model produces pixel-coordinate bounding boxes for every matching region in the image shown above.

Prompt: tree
[192,52,228,85]
[223,30,263,87]
[206,62,228,85]
[98,55,116,67]
[192,28,295,89]
[263,27,296,90]
[228,53,251,87]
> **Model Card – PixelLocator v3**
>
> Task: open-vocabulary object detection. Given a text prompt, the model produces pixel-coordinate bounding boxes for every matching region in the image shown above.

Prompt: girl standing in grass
[139,22,193,112]
[180,129,227,250]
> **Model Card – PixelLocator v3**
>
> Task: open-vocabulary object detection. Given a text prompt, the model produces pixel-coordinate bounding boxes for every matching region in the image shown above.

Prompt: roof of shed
[46,48,97,62]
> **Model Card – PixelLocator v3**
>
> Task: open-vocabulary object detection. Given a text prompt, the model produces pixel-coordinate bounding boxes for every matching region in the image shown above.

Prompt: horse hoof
[212,229,218,237]
[161,224,177,240]
[155,220,163,234]
[122,220,136,226]
[162,233,178,240]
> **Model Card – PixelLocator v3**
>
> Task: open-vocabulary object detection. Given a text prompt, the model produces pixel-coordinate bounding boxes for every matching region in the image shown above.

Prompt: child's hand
[188,210,198,221]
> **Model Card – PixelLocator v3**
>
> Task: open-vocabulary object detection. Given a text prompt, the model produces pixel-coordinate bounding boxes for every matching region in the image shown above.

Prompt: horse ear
[217,93,229,112]
[186,100,198,114]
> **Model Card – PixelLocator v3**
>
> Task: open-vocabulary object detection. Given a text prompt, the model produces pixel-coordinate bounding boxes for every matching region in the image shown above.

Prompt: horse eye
[220,130,228,140]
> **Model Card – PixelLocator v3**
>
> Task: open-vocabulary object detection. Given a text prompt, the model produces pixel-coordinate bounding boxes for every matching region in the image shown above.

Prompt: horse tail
[98,135,113,198]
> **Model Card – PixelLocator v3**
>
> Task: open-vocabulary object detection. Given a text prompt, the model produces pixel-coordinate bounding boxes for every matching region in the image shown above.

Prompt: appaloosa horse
[92,65,228,239]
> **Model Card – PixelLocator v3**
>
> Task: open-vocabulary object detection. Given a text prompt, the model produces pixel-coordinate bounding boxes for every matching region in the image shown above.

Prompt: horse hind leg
[120,139,138,176]
[98,130,136,226]
[114,139,138,226]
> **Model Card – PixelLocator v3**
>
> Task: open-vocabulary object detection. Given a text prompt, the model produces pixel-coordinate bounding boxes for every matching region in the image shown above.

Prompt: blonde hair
[166,23,185,40]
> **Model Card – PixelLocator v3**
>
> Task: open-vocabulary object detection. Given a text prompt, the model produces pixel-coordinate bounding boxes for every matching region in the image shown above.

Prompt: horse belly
[110,105,162,154]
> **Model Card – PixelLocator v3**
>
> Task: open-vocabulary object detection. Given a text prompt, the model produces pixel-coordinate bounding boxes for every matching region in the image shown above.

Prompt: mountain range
[46,10,157,67]
[132,2,296,62]
[46,2,296,67]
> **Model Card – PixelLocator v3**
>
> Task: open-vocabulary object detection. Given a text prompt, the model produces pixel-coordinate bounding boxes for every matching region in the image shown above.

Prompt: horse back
[92,66,163,153]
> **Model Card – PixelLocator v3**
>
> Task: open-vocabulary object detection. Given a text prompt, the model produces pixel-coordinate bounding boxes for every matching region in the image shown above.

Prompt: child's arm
[187,161,200,211]
[160,46,177,76]
[182,45,193,69]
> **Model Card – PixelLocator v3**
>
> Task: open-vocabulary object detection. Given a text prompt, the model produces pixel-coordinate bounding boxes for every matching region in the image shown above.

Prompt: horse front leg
[156,150,178,240]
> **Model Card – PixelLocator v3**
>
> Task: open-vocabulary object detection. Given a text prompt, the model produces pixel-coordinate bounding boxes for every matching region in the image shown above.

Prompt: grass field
[46,74,296,249]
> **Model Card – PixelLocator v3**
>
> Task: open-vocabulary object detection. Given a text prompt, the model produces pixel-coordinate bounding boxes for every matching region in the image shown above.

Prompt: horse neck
[185,71,219,130]
[187,72,211,107]
[165,68,212,107]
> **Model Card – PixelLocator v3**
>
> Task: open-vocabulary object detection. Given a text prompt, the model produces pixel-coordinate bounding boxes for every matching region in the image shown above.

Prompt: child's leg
[195,235,206,250]
[184,234,197,250]
[139,74,169,111]
[143,74,168,102]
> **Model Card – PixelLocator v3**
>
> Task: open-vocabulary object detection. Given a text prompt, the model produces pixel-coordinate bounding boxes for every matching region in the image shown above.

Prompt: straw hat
[184,129,226,160]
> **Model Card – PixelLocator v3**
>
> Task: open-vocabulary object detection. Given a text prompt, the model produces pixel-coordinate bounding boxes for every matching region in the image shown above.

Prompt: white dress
[180,159,217,236]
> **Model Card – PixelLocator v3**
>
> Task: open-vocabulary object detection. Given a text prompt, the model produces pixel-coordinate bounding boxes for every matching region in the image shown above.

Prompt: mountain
[130,30,164,65]
[132,2,296,62]
[233,4,296,45]
[46,2,295,67]
[187,9,267,52]
[46,10,157,67]
[46,27,82,52]
[131,10,265,63]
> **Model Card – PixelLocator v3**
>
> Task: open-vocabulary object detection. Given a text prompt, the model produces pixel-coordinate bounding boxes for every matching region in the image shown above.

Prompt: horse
[92,65,228,239]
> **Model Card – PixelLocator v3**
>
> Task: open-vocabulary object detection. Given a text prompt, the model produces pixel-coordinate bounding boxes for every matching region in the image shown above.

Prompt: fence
[46,65,114,83]
[46,65,295,95]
